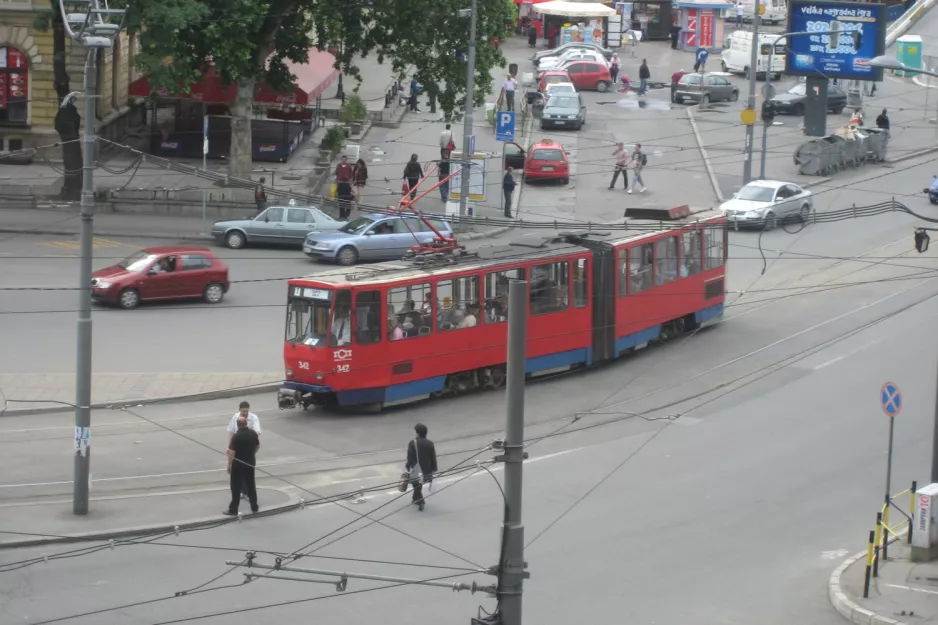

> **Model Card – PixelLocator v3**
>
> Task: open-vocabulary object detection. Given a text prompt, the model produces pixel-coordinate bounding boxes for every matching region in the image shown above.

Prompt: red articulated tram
[278,208,728,411]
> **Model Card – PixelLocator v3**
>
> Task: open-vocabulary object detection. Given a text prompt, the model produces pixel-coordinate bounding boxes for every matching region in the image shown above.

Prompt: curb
[687,106,725,204]
[0,491,304,550]
[0,381,281,418]
[887,145,938,164]
[828,531,908,625]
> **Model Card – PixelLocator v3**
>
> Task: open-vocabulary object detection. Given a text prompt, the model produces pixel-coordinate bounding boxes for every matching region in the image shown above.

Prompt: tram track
[2,232,932,499]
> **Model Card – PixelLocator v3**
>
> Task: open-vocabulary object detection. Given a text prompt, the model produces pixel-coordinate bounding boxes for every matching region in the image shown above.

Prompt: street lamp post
[869,54,938,485]
[759,30,811,179]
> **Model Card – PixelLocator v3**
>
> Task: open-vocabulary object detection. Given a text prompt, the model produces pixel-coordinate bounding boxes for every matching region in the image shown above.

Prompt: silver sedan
[719,180,814,229]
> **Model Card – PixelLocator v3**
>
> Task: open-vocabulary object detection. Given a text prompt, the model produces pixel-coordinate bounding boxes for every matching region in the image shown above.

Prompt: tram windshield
[285,287,333,346]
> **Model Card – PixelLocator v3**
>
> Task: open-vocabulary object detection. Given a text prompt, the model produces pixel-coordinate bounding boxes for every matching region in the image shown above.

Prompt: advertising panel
[700,10,714,49]
[786,1,886,81]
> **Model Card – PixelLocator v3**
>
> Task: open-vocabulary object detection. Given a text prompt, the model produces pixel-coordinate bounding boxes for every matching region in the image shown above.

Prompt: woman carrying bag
[404,423,438,511]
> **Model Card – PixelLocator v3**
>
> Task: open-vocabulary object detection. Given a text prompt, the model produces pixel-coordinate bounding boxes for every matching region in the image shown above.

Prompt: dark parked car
[91,247,230,310]
[673,72,739,105]
[769,83,847,115]
[533,42,614,65]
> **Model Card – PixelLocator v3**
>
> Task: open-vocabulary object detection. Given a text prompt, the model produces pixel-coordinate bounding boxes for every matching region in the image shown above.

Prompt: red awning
[129,48,339,106]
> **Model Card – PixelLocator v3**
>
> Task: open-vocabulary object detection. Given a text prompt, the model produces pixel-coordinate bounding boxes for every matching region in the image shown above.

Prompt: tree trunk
[228,78,255,179]
[51,4,82,201]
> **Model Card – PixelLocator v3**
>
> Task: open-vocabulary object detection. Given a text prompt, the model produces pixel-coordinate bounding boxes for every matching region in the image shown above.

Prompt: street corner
[829,540,938,625]
[0,486,298,549]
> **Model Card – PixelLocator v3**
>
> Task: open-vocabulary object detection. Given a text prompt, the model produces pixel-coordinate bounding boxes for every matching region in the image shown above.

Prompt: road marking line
[886,584,938,596]
[813,339,883,370]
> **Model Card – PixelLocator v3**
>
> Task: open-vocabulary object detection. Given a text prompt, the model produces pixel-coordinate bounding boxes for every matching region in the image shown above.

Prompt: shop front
[532,1,617,48]
[629,1,675,41]
[674,0,734,52]
[129,48,338,162]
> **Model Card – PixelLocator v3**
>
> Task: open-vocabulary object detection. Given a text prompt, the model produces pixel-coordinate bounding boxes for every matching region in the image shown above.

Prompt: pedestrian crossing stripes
[37,237,133,251]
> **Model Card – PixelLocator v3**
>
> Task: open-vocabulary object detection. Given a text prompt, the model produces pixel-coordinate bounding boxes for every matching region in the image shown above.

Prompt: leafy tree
[34,4,83,200]
[128,0,515,178]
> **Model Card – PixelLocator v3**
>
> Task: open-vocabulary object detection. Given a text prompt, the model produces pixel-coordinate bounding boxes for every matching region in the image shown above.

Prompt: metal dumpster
[794,136,847,176]
[862,127,889,162]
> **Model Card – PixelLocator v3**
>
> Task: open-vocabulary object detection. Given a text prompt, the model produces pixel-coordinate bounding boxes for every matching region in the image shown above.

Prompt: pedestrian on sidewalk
[876,108,890,138]
[670,24,681,49]
[609,54,620,85]
[352,158,368,207]
[528,24,537,47]
[224,416,260,516]
[405,423,437,512]
[609,142,629,189]
[408,76,422,113]
[503,167,517,217]
[694,47,709,72]
[335,155,354,219]
[438,157,451,201]
[638,59,650,96]
[440,124,453,158]
[671,69,686,103]
[503,74,518,112]
[403,154,424,201]
[226,401,261,501]
[629,143,647,194]
[850,107,864,128]
[254,177,267,213]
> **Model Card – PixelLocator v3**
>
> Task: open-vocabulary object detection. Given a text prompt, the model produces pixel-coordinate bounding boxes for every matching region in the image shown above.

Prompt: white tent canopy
[532,1,616,17]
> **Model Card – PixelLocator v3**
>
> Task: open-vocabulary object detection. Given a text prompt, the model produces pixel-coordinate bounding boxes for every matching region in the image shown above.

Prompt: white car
[719,180,814,229]
[538,51,607,71]
[544,81,577,99]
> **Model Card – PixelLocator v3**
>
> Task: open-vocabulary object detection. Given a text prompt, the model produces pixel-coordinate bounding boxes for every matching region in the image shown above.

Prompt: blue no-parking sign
[881,382,902,418]
[496,111,515,142]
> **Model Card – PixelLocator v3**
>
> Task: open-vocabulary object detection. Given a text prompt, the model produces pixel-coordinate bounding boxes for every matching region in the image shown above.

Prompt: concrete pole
[459,0,478,217]
[498,279,528,625]
[74,48,98,515]
[742,0,761,185]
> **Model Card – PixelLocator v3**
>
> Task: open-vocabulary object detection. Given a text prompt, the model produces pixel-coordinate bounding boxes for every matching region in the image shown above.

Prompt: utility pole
[742,0,761,185]
[58,0,128,515]
[494,279,530,625]
[459,0,478,218]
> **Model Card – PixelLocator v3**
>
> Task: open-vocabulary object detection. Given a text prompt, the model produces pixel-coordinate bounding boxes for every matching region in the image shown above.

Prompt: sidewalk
[0,372,282,416]
[830,540,938,625]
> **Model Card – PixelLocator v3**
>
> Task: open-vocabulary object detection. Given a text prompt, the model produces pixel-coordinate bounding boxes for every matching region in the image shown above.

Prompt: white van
[720,30,786,79]
[734,0,786,25]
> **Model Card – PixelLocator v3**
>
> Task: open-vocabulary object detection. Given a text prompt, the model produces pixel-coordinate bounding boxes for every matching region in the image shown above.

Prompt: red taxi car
[91,246,230,309]
[537,69,571,92]
[502,139,569,184]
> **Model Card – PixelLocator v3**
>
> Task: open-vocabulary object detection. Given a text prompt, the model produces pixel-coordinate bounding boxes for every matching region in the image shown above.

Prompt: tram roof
[293,211,725,288]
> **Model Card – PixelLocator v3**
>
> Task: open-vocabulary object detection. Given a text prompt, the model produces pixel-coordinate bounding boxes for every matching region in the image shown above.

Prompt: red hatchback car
[91,246,230,309]
[523,139,570,184]
[537,69,572,92]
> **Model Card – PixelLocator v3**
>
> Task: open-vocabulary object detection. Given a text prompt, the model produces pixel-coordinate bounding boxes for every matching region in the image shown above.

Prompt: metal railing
[863,480,917,598]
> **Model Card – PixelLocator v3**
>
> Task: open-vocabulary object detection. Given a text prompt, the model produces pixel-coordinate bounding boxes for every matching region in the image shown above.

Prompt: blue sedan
[303,215,455,265]
[925,175,938,204]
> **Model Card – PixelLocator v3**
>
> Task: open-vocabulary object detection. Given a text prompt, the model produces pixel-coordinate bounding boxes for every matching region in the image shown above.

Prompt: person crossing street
[405,423,437,511]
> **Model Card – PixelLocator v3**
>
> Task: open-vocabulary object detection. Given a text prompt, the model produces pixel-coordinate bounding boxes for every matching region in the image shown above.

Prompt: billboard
[785,1,886,81]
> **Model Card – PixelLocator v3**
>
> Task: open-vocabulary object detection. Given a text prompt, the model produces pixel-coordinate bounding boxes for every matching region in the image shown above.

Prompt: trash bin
[794,136,846,176]
[486,103,496,126]
[863,128,889,162]
[896,35,923,77]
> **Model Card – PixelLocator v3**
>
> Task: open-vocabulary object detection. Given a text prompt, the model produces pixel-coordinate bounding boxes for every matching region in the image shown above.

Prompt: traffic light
[914,229,930,253]
[761,100,775,123]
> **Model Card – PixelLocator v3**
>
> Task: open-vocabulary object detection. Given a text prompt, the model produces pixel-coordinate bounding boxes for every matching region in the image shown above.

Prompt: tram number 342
[335,364,350,373]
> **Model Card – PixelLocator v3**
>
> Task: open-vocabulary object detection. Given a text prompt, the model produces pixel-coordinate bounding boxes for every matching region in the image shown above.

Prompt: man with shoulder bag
[405,423,438,511]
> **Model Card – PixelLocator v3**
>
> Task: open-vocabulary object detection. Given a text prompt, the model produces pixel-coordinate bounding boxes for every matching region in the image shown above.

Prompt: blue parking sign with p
[496,111,515,142]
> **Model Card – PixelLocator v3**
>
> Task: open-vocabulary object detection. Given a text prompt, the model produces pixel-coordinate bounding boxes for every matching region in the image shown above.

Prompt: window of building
[683,230,702,277]
[0,47,29,126]
[705,225,725,270]
[629,243,654,294]
[484,268,525,323]
[437,276,480,331]
[618,249,629,297]
[354,290,381,345]
[573,258,588,308]
[387,283,432,340]
[655,237,679,285]
[530,261,569,315]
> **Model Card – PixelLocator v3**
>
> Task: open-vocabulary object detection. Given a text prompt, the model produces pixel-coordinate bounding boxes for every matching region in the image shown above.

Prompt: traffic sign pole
[881,382,902,534]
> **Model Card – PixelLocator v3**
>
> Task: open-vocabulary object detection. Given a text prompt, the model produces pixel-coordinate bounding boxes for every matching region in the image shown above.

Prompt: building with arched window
[0,4,142,156]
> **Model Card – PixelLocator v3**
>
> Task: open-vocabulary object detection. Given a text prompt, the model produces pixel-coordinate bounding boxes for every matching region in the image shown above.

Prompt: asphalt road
[2,163,938,622]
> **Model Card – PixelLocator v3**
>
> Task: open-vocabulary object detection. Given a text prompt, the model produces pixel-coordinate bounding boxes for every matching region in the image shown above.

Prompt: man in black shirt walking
[406,423,438,511]
[224,416,260,515]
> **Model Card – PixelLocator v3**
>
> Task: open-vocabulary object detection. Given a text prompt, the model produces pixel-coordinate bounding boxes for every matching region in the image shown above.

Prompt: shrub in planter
[340,94,367,130]
[322,125,346,155]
